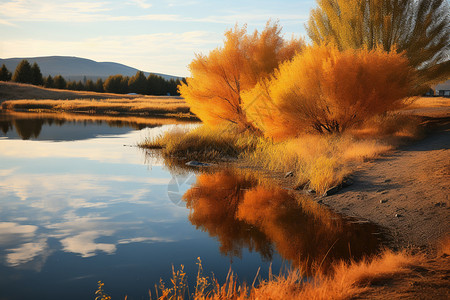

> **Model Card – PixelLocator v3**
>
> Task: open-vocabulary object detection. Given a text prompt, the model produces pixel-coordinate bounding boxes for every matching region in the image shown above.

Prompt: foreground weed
[95,281,112,300]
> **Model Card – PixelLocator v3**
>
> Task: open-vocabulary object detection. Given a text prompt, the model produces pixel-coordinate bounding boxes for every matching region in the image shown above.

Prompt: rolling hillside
[0,56,180,81]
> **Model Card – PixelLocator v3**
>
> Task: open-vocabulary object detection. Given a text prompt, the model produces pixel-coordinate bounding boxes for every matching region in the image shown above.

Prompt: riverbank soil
[321,117,449,251]
[317,116,449,299]
[358,255,449,299]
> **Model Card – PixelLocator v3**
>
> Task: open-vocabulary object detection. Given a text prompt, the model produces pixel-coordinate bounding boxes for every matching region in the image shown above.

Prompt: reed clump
[139,124,262,161]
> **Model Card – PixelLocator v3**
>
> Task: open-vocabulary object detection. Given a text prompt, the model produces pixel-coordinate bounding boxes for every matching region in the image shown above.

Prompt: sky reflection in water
[0,113,381,299]
[0,114,281,299]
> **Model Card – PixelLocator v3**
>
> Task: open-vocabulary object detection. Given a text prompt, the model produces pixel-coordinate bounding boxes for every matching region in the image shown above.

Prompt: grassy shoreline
[97,247,449,299]
[0,81,197,119]
[139,114,425,195]
[1,98,195,119]
[140,98,449,195]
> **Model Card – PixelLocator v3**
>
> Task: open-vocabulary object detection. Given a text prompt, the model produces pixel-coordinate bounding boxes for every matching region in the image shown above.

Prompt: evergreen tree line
[0,60,183,96]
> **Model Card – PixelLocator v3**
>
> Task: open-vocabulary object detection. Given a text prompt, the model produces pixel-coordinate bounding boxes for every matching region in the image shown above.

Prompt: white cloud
[165,0,200,7]
[192,13,309,25]
[127,0,152,9]
[0,173,170,211]
[0,222,37,245]
[60,231,116,257]
[0,167,18,177]
[0,19,17,27]
[110,14,179,21]
[0,0,111,23]
[0,128,166,164]
[6,239,48,266]
[118,236,172,244]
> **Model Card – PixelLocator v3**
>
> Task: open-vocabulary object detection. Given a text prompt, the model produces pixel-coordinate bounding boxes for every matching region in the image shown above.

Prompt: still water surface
[0,112,381,299]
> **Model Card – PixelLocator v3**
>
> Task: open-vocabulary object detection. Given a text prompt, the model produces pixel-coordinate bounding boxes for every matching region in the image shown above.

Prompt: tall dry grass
[104,250,420,299]
[244,133,394,194]
[253,250,423,300]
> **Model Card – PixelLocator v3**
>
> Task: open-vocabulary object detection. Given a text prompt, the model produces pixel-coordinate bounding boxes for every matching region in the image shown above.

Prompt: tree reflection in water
[183,169,381,274]
[0,111,195,140]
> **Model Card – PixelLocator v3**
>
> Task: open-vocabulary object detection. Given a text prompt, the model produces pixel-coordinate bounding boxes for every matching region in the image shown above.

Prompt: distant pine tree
[128,71,147,94]
[31,62,44,86]
[12,60,33,84]
[147,74,166,95]
[76,81,84,91]
[53,75,67,89]
[0,64,12,81]
[85,79,96,91]
[121,76,129,94]
[67,81,77,90]
[95,78,104,93]
[44,75,54,88]
[104,75,128,94]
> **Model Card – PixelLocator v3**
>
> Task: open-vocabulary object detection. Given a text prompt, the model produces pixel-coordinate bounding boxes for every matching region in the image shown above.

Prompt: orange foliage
[243,45,416,139]
[179,22,304,131]
[183,169,380,274]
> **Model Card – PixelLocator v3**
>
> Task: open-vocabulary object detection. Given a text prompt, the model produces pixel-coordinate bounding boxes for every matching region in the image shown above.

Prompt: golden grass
[253,250,423,300]
[403,97,450,109]
[2,98,191,117]
[396,97,450,118]
[95,250,419,299]
[139,124,261,161]
[244,133,394,194]
[1,81,193,118]
[140,112,423,194]
[0,81,138,101]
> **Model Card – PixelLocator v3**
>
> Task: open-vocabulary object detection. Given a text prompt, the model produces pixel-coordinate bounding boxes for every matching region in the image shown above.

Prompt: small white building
[434,80,450,97]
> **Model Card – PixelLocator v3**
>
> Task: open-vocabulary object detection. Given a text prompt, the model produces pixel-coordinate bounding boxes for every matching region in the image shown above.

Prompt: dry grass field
[0,81,193,118]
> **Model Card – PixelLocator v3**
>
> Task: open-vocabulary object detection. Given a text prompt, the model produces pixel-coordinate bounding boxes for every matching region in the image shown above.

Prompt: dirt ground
[261,113,450,299]
[358,256,450,299]
[313,116,450,299]
[321,117,449,251]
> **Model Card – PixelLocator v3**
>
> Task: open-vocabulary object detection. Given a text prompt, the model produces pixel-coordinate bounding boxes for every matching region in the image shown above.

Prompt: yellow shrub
[243,45,416,140]
[179,22,304,131]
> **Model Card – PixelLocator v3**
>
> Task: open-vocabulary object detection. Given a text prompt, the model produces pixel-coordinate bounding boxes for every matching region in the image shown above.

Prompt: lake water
[0,112,382,299]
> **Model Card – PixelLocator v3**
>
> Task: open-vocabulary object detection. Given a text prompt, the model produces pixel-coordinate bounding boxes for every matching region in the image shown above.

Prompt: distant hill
[0,56,181,81]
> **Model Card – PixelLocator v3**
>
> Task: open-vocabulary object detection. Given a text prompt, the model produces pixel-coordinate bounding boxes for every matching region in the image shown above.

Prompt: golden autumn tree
[243,45,416,139]
[179,22,304,131]
[306,0,450,92]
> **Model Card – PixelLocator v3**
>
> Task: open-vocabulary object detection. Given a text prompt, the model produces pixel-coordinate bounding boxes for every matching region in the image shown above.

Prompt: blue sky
[0,0,316,76]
